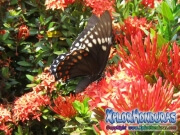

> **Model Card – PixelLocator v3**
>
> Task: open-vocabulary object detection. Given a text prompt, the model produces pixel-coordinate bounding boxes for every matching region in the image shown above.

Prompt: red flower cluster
[112,77,174,112]
[118,32,167,77]
[0,105,13,135]
[141,0,155,8]
[84,31,180,130]
[123,17,151,39]
[85,63,180,119]
[113,17,152,45]
[45,0,75,10]
[12,90,50,122]
[0,57,12,68]
[0,30,6,35]
[160,42,180,89]
[51,94,84,118]
[141,0,162,8]
[84,0,115,16]
[17,25,29,40]
[84,66,135,110]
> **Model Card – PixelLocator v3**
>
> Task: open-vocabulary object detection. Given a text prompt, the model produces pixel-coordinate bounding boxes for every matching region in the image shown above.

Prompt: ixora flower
[121,17,152,40]
[160,42,180,89]
[118,32,167,77]
[84,65,136,110]
[85,63,180,120]
[12,90,50,122]
[112,77,175,112]
[45,0,75,10]
[113,17,152,45]
[17,25,29,40]
[33,67,56,93]
[50,94,84,118]
[84,0,115,16]
[0,30,6,35]
[141,0,155,8]
[0,105,13,135]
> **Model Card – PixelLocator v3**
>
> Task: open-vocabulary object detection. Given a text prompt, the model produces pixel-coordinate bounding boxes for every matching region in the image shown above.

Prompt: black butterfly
[50,11,112,93]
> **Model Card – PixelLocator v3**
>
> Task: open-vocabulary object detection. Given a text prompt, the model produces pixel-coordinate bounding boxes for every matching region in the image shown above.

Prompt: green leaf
[42,115,48,120]
[17,125,23,135]
[27,23,37,27]
[75,116,85,123]
[26,84,37,87]
[66,38,72,46]
[45,16,53,25]
[9,9,21,16]
[73,98,90,116]
[4,40,14,45]
[26,9,37,16]
[10,0,18,5]
[17,61,33,67]
[53,51,64,55]
[48,26,59,32]
[150,28,168,48]
[73,100,81,113]
[26,74,34,81]
[157,34,168,48]
[43,109,49,113]
[30,29,38,35]
[51,127,59,132]
[48,22,56,30]
[2,32,9,40]
[8,78,19,85]
[3,23,11,28]
[83,98,89,113]
[39,15,45,24]
[25,1,36,7]
[161,2,174,21]
[2,67,9,78]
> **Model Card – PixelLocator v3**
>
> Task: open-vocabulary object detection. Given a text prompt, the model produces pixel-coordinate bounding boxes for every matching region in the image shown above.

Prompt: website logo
[105,108,177,131]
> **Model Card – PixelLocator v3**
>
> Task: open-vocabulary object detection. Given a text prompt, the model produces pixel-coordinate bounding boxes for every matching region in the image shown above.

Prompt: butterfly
[50,11,112,93]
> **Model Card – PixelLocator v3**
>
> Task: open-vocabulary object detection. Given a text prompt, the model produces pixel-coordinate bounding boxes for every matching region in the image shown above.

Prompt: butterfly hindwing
[50,11,112,92]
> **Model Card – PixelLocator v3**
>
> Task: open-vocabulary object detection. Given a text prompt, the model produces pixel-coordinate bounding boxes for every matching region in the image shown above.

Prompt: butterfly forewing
[50,11,112,92]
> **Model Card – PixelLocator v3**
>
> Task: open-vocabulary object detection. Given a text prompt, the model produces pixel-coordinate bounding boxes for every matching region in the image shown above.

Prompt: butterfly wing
[50,11,112,92]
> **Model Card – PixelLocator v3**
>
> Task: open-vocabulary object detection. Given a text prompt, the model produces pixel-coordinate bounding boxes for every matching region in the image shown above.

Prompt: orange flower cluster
[84,0,115,16]
[51,94,84,118]
[141,0,162,8]
[0,105,13,135]
[0,57,12,68]
[0,30,6,35]
[141,0,155,8]
[0,68,55,133]
[12,90,50,122]
[45,0,75,10]
[45,0,115,15]
[10,68,56,122]
[17,25,29,40]
[33,67,56,93]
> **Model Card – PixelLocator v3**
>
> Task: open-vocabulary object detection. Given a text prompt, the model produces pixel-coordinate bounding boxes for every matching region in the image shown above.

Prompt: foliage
[0,0,179,135]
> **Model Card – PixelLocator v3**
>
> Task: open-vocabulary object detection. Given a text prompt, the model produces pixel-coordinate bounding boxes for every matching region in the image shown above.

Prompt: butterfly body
[50,11,112,93]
